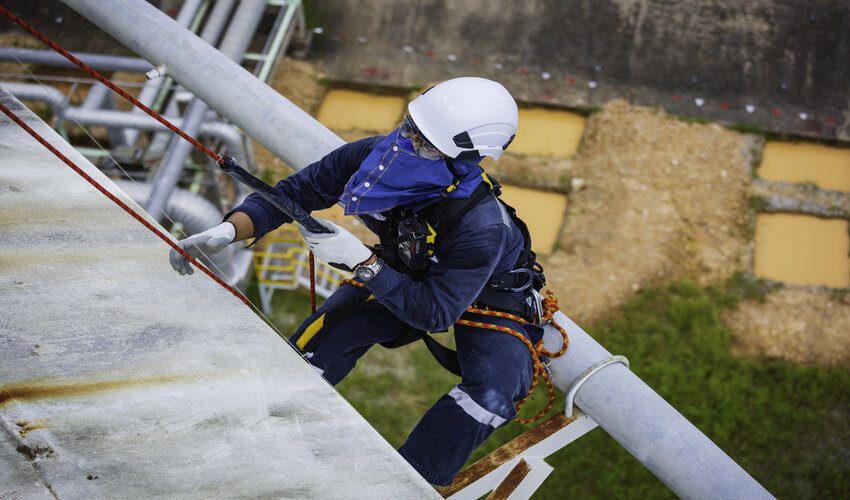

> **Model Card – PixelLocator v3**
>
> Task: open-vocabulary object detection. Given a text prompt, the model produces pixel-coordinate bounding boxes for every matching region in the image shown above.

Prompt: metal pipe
[0,86,244,158]
[198,0,238,47]
[142,0,238,215]
[146,99,209,216]
[0,47,153,73]
[79,83,128,146]
[114,180,224,237]
[147,96,182,153]
[215,0,263,58]
[542,313,773,499]
[148,0,236,158]
[80,83,109,110]
[0,81,66,114]
[64,107,248,160]
[145,0,263,220]
[174,0,205,26]
[59,0,344,171]
[144,0,210,123]
[124,0,205,146]
[255,0,300,83]
[1,80,247,167]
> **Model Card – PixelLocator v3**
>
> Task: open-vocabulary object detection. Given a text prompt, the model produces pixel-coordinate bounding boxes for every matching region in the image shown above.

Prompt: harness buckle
[504,268,534,292]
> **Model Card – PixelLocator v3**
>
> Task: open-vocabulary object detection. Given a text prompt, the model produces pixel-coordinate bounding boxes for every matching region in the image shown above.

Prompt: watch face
[356,266,376,281]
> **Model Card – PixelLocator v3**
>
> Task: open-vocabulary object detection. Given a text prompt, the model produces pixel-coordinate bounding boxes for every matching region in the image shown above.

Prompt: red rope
[308,252,317,313]
[0,100,252,309]
[0,6,324,316]
[0,5,223,165]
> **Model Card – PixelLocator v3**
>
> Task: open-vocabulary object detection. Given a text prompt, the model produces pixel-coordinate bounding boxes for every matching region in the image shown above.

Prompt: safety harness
[375,169,545,316]
[365,169,548,362]
[339,160,570,423]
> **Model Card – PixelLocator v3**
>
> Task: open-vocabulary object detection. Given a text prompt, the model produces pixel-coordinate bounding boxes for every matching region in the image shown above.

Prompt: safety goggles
[400,115,446,160]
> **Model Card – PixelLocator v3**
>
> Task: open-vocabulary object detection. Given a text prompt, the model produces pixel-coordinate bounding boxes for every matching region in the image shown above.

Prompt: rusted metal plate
[440,412,574,497]
[485,459,531,500]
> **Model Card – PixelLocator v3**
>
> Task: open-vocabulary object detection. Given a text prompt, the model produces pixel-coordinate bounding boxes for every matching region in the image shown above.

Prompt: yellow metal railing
[252,225,350,314]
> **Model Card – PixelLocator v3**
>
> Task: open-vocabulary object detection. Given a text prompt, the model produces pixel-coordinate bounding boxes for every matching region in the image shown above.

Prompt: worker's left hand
[169,221,235,276]
[299,218,373,272]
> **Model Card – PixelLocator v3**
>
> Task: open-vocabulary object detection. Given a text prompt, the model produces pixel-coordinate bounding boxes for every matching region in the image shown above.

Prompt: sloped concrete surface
[0,437,54,499]
[0,89,438,498]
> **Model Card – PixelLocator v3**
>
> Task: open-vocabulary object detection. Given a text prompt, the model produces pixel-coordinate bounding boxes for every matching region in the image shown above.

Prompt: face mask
[339,128,482,216]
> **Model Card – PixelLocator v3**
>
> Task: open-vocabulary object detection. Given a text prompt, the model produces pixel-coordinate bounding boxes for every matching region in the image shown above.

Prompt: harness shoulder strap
[496,197,536,270]
[421,178,494,238]
[442,158,462,196]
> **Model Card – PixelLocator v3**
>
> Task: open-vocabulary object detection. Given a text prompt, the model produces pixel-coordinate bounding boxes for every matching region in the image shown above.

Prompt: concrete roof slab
[0,89,437,499]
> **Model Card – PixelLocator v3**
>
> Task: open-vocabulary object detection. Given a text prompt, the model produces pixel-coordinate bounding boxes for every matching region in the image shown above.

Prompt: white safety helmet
[408,77,518,161]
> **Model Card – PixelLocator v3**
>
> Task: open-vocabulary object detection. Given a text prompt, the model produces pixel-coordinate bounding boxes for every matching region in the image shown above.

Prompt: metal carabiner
[525,288,545,324]
[531,288,544,324]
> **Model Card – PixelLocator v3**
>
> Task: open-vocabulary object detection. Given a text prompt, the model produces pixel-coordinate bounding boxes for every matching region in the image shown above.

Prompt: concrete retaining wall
[310,0,850,142]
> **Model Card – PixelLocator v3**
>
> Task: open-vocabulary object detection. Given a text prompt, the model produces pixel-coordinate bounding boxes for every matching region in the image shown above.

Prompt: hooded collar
[340,129,483,216]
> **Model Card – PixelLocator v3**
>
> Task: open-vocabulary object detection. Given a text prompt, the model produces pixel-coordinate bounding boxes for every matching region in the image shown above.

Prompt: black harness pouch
[396,216,430,270]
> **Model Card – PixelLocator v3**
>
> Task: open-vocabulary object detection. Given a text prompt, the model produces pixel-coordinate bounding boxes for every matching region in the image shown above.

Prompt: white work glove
[169,221,236,276]
[299,218,373,272]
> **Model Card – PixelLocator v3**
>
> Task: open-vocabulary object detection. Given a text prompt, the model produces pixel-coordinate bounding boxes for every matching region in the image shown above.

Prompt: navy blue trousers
[291,283,538,486]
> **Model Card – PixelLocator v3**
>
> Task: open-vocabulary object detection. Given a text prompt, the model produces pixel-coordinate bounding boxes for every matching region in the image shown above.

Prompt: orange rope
[341,279,569,424]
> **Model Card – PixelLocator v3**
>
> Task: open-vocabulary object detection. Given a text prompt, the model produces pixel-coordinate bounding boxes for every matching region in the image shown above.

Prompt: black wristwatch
[354,257,383,281]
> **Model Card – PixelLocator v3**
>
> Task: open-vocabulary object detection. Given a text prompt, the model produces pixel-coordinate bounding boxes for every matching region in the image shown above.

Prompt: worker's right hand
[169,221,236,275]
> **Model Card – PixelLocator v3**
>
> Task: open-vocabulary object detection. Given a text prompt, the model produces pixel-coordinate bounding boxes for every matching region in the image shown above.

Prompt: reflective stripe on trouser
[399,313,534,486]
[290,282,417,385]
[291,290,535,486]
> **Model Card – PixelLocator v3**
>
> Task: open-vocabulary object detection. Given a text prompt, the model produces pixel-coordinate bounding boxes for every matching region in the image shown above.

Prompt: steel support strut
[59,0,344,172]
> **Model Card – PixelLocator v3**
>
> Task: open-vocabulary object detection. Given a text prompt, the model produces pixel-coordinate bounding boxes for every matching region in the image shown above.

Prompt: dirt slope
[541,100,752,323]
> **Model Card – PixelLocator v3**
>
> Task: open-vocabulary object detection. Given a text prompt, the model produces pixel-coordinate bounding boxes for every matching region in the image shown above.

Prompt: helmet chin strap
[442,158,462,197]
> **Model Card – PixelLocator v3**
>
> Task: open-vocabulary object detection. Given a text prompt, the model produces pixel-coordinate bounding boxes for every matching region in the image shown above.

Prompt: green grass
[570,104,603,117]
[562,280,850,498]
[254,279,850,498]
[747,194,768,212]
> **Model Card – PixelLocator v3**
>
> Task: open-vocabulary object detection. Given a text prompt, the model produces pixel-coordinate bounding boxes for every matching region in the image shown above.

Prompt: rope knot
[542,289,560,317]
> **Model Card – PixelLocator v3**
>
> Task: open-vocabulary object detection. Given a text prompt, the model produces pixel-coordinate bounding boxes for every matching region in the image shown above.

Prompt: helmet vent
[452,131,474,148]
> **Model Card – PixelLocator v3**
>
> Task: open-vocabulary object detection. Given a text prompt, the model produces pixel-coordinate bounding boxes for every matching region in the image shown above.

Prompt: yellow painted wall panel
[499,185,568,256]
[317,89,406,133]
[754,213,850,288]
[509,107,586,158]
[758,142,850,192]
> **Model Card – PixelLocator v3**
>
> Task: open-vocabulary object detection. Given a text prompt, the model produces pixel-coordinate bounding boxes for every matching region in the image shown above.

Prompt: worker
[169,77,546,486]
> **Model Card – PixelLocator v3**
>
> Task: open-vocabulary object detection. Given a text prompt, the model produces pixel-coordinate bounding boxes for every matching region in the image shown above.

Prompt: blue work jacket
[229,136,525,332]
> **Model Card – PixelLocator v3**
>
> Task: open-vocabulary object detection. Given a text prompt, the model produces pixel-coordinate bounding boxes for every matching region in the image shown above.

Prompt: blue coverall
[229,136,541,486]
